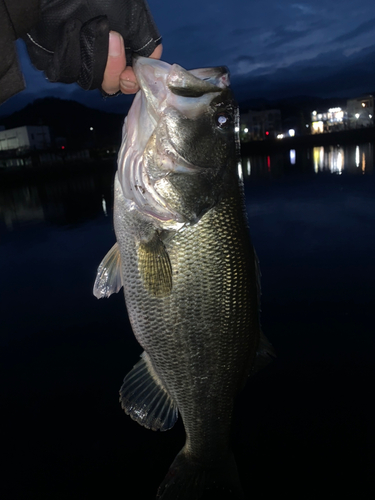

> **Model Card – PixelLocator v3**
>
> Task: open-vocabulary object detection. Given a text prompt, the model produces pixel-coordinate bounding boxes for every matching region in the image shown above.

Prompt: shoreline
[1,126,374,184]
[241,126,375,154]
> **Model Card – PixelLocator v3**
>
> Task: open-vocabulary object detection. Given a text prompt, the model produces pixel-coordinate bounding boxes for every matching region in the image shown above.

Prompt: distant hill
[0,98,129,149]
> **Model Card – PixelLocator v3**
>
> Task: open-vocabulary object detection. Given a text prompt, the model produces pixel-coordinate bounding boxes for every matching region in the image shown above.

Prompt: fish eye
[216,112,231,129]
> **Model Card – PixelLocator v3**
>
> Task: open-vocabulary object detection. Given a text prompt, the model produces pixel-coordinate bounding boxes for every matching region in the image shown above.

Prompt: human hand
[102,31,162,95]
[23,0,161,92]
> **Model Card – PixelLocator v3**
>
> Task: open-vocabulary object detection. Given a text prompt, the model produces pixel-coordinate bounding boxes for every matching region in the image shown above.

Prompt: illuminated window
[312,121,324,134]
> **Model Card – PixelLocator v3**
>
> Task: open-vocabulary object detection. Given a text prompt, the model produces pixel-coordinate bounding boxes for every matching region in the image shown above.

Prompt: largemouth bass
[94,56,274,499]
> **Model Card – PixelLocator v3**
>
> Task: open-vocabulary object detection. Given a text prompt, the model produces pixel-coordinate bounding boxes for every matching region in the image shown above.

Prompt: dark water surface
[1,143,374,499]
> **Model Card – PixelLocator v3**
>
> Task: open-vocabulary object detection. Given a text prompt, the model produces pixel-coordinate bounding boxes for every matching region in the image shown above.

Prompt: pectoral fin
[93,242,123,299]
[138,234,172,297]
[120,352,178,431]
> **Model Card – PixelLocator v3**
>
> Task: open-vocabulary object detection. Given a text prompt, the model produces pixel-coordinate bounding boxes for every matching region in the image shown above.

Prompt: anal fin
[119,352,178,431]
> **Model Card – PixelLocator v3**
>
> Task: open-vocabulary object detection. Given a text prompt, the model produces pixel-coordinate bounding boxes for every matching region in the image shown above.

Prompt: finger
[101,31,126,95]
[120,66,139,94]
[119,44,163,94]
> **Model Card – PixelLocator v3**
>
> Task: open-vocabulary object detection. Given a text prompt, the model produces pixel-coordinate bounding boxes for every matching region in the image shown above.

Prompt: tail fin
[156,448,245,500]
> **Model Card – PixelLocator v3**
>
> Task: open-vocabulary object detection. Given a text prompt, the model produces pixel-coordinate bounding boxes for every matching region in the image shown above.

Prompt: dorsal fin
[120,352,178,431]
[93,243,123,299]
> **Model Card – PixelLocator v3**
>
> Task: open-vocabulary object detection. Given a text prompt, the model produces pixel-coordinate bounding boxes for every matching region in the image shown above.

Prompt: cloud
[232,44,375,101]
[235,55,256,63]
[291,3,316,15]
[332,17,375,43]
[231,28,255,37]
[265,26,310,49]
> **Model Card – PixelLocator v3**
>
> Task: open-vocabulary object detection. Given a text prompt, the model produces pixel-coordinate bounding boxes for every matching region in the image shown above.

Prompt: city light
[313,146,324,173]
[337,151,343,174]
[312,121,324,134]
[240,94,373,143]
[289,149,296,165]
[234,126,240,132]
[328,107,343,122]
[90,127,94,131]
[314,146,345,174]
[237,161,243,180]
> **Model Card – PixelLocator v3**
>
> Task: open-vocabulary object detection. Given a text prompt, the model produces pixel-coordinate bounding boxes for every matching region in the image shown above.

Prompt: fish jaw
[117,57,240,229]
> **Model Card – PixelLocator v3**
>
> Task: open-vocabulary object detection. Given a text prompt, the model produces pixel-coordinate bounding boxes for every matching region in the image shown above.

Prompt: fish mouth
[133,56,230,120]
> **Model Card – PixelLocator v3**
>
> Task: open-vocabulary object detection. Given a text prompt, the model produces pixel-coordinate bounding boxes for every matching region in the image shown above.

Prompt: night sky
[1,0,375,117]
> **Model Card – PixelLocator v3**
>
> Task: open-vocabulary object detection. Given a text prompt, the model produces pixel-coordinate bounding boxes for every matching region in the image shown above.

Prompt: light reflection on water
[0,142,374,233]
[0,167,114,233]
[241,142,374,177]
[313,143,373,174]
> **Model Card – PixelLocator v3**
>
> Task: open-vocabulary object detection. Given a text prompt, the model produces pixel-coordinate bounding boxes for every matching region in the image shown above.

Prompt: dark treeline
[0,98,129,149]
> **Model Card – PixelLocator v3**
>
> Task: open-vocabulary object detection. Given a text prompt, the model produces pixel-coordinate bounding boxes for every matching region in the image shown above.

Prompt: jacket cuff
[4,0,41,38]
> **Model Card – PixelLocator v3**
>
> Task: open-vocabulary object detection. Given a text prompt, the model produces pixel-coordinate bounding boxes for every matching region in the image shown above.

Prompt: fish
[93,56,275,499]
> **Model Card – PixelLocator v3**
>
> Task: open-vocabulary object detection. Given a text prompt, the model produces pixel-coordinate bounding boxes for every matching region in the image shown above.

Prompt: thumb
[101,31,127,95]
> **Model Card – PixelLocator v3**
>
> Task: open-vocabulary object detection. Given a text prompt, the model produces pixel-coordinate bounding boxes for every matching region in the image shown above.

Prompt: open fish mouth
[132,56,231,130]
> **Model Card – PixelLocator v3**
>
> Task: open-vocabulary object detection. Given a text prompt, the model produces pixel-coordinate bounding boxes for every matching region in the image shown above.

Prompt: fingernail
[109,32,122,57]
[120,80,137,90]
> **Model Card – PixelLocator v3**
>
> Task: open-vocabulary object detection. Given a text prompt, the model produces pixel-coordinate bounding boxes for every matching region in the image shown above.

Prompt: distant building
[347,94,374,128]
[240,109,282,140]
[311,107,346,134]
[0,125,51,151]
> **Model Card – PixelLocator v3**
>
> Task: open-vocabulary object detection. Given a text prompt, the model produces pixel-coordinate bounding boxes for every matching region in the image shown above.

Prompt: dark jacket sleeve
[0,0,40,105]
